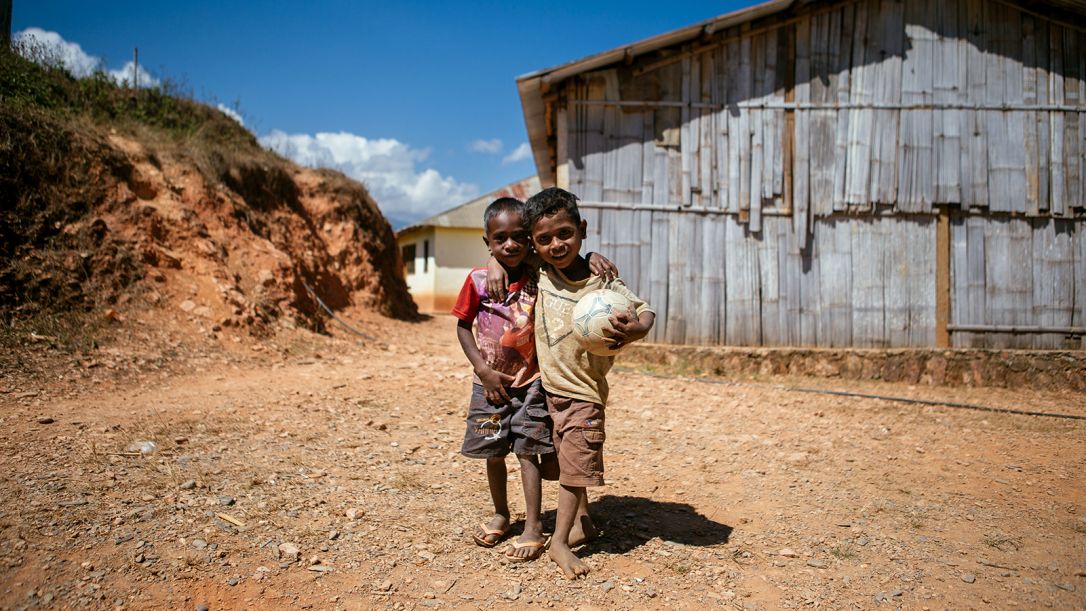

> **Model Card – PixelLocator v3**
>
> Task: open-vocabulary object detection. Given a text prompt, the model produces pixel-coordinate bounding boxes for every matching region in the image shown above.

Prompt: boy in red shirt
[454,197,616,561]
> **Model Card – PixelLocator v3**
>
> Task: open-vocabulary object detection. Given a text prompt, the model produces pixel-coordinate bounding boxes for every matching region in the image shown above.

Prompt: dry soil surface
[2,313,1085,610]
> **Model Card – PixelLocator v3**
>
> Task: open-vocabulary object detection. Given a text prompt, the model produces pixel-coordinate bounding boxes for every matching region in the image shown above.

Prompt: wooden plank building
[517,0,1086,349]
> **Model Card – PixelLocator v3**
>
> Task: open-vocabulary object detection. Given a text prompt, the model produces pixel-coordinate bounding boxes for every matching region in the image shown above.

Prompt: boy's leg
[569,489,600,547]
[476,456,511,545]
[549,484,591,579]
[506,380,555,559]
[506,454,547,560]
[461,383,516,547]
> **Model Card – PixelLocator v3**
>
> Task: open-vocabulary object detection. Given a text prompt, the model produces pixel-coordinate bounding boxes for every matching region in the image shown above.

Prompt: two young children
[453,188,655,578]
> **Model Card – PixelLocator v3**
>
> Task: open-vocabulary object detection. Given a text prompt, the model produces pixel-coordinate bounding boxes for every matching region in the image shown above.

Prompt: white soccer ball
[571,289,636,356]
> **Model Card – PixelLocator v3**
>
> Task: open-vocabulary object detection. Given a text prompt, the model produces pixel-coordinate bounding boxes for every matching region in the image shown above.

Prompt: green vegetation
[0,45,256,148]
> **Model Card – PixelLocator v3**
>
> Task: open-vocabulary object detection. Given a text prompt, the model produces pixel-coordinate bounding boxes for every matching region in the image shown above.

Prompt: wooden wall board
[725,217,762,345]
[906,218,937,346]
[831,3,854,212]
[774,216,807,346]
[1031,218,1075,348]
[757,217,783,345]
[665,212,691,343]
[793,14,812,250]
[816,218,853,347]
[984,218,1034,348]
[844,0,873,207]
[898,1,935,212]
[869,0,904,206]
[1050,27,1066,216]
[1062,28,1083,213]
[851,218,888,347]
[961,0,991,210]
[934,0,963,205]
[697,213,726,344]
[648,210,670,343]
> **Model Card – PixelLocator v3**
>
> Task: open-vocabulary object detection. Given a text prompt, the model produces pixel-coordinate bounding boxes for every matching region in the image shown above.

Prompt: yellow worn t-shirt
[534,266,653,405]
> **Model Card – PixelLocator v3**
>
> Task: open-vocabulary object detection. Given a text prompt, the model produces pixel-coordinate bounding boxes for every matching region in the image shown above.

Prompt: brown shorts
[546,393,605,487]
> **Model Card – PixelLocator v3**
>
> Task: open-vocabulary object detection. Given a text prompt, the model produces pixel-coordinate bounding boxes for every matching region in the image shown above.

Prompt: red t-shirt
[452,267,539,388]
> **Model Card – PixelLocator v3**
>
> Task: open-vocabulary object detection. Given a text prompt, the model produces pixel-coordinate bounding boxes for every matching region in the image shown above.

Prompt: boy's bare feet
[568,517,601,548]
[549,543,591,579]
[472,514,510,547]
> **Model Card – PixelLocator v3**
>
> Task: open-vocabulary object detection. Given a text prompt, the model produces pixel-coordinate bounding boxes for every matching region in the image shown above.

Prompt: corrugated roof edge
[515,0,1086,186]
[515,0,797,186]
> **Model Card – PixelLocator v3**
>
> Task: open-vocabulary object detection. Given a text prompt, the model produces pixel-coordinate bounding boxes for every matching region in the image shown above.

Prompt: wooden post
[1,0,12,49]
[935,206,951,347]
[133,47,139,88]
[556,102,569,189]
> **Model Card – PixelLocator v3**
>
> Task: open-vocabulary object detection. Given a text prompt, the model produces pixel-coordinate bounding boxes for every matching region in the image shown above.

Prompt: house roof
[516,0,1086,186]
[396,176,541,237]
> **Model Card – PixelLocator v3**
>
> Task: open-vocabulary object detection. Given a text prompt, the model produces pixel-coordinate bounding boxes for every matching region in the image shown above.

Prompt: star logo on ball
[573,294,613,337]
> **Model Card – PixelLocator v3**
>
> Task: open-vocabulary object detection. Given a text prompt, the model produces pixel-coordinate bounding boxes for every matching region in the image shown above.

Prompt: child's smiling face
[530,208,587,270]
[483,210,529,269]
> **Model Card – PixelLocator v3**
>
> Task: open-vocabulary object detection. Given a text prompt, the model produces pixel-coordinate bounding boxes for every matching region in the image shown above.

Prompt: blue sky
[14,1,756,227]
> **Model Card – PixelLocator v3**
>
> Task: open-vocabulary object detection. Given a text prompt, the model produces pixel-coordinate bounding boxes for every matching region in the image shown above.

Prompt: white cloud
[469,138,502,154]
[502,142,533,165]
[260,130,478,226]
[13,27,159,88]
[109,60,161,88]
[216,103,245,126]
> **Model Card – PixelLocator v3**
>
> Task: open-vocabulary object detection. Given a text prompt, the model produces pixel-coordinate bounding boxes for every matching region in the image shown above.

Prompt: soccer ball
[571,289,636,356]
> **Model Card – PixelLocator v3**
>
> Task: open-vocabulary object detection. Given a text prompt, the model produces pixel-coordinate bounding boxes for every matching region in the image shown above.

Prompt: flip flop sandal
[471,523,509,548]
[504,536,550,563]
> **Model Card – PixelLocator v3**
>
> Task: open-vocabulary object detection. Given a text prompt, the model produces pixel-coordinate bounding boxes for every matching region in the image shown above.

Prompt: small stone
[807,559,827,568]
[192,539,207,550]
[179,300,197,312]
[308,555,321,566]
[227,576,239,587]
[278,542,300,562]
[1055,583,1075,592]
[856,537,870,546]
[601,580,615,593]
[196,605,209,611]
[961,573,976,584]
[179,480,196,490]
[379,579,393,592]
[328,530,339,541]
[418,550,435,562]
[218,496,235,506]
[778,548,799,558]
[345,508,364,520]
[37,417,54,424]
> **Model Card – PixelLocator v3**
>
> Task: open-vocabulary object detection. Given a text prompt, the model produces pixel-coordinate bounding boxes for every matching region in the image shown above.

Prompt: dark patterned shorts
[460,379,555,458]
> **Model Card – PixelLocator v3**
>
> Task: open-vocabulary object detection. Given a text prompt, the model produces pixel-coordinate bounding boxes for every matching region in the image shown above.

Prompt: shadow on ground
[539,494,733,556]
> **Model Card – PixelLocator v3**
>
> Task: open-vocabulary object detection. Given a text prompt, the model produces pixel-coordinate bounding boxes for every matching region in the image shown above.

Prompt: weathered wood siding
[563,0,1086,349]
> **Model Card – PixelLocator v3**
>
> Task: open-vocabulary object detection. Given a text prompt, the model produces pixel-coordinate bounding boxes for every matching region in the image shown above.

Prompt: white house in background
[396,176,541,313]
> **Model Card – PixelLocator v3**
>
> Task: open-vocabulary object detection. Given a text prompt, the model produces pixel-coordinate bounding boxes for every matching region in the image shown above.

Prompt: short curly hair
[524,187,581,230]
[482,197,525,234]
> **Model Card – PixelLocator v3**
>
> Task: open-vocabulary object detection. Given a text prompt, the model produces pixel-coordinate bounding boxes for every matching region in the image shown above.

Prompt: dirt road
[2,313,1084,609]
